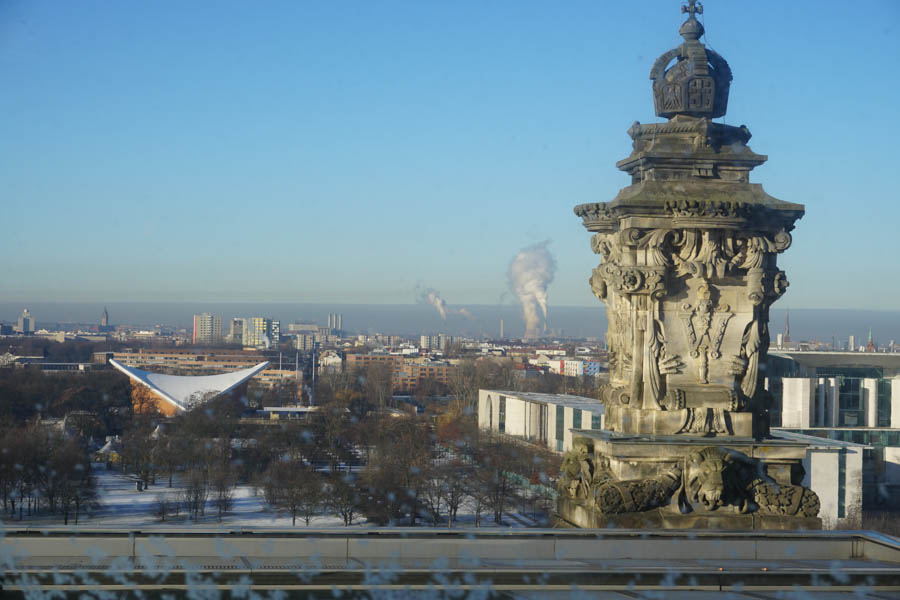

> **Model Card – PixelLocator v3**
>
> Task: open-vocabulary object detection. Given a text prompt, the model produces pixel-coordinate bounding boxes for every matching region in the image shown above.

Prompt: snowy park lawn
[1,464,542,530]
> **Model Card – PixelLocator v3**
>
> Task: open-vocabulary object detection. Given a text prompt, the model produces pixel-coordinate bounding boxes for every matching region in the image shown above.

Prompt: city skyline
[3,301,900,344]
[2,1,898,309]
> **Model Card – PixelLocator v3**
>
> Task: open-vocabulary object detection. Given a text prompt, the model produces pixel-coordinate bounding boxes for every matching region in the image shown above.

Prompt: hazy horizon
[3,301,898,344]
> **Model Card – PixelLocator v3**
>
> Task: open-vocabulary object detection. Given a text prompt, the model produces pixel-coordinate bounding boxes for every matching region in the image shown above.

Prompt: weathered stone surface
[558,2,820,530]
[557,432,822,530]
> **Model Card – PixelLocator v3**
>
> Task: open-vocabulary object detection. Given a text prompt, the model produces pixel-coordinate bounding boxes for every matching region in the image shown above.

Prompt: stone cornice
[575,182,804,233]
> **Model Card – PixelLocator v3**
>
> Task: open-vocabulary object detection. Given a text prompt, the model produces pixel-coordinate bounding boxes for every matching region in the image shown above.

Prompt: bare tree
[448,359,478,416]
[8,427,43,519]
[283,465,323,526]
[154,492,175,522]
[0,430,15,515]
[154,434,184,488]
[121,418,157,488]
[52,438,95,525]
[328,474,360,527]
[476,436,522,525]
[259,460,325,526]
[210,463,235,521]
[420,465,444,526]
[257,463,282,508]
[182,468,209,519]
[468,470,489,528]
[364,362,394,410]
[360,448,407,526]
[439,459,471,528]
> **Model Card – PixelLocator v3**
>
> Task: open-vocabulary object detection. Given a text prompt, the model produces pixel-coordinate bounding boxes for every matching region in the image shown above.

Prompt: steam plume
[418,286,474,320]
[508,241,556,339]
[421,288,448,320]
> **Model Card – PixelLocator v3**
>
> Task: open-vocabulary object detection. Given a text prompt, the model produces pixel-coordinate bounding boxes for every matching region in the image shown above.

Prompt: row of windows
[769,376,894,428]
[792,428,900,447]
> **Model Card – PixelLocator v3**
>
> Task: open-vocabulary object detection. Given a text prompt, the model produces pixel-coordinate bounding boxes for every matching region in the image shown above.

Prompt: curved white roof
[109,359,270,412]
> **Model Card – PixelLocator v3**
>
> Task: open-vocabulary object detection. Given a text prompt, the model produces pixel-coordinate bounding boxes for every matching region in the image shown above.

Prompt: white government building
[768,351,900,512]
[477,390,605,453]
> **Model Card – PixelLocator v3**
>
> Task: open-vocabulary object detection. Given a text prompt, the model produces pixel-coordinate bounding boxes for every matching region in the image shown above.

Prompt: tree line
[114,390,560,527]
[0,425,97,525]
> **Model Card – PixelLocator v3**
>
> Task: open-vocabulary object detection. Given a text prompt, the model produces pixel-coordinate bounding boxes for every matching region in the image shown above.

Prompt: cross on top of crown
[682,0,703,18]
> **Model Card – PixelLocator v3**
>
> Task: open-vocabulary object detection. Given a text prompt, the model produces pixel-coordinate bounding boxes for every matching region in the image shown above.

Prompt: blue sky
[1,0,898,309]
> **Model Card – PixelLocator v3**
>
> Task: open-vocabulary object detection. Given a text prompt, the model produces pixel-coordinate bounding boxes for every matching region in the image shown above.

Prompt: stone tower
[557,1,821,529]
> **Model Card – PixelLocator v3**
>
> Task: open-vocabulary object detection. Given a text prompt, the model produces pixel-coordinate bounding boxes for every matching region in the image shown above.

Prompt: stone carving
[648,317,684,408]
[590,233,615,259]
[739,317,766,399]
[559,441,607,503]
[749,478,821,518]
[600,384,631,407]
[574,202,614,225]
[685,447,745,510]
[666,199,750,221]
[559,444,820,519]
[593,264,666,299]
[679,283,733,384]
[592,466,682,514]
[678,407,730,434]
[558,2,819,531]
[650,0,732,119]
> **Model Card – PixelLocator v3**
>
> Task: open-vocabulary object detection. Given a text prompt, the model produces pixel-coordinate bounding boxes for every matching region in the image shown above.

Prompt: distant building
[345,353,455,393]
[866,329,877,353]
[295,333,317,351]
[318,350,343,374]
[563,359,602,377]
[327,313,344,334]
[104,348,301,396]
[477,390,605,453]
[769,350,900,511]
[542,358,603,377]
[243,317,279,348]
[287,322,319,334]
[192,313,222,345]
[110,358,269,417]
[420,334,455,352]
[98,306,113,332]
[16,309,35,335]
[228,318,244,344]
[271,320,280,344]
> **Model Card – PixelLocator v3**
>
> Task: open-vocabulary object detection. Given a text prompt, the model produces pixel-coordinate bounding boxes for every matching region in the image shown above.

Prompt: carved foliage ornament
[592,264,666,299]
[594,227,792,306]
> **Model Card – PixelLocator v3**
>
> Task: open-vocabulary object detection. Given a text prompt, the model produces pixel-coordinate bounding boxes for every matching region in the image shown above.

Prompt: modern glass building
[768,351,900,509]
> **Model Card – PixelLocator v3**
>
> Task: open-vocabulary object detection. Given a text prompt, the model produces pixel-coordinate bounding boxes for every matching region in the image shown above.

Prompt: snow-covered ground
[1,464,544,529]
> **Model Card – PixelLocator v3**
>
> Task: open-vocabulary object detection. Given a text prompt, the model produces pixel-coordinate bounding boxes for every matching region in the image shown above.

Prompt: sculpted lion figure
[685,447,748,511]
[684,446,820,517]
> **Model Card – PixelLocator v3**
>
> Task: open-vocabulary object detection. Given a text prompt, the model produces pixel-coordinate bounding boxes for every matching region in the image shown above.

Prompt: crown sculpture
[557,1,821,529]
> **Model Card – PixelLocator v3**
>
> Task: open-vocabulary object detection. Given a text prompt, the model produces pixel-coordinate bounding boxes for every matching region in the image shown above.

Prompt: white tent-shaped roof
[110,359,270,413]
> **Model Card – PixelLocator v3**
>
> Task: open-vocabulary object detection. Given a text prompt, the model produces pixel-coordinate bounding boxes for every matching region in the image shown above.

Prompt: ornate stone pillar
[557,1,821,529]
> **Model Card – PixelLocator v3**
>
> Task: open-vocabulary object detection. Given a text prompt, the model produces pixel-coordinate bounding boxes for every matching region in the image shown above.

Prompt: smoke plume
[508,241,556,339]
[421,288,449,320]
[418,287,474,321]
